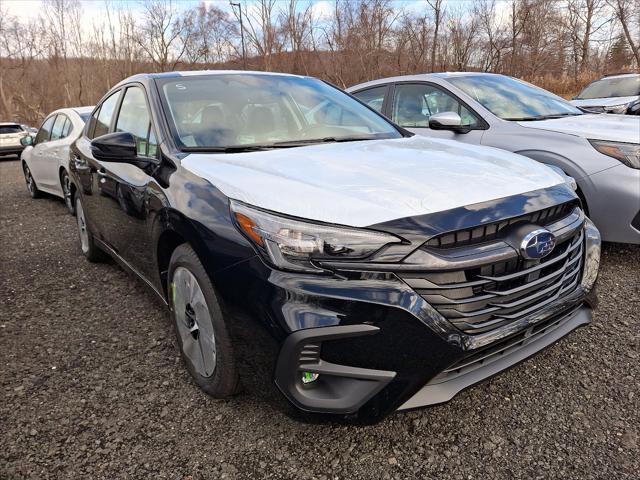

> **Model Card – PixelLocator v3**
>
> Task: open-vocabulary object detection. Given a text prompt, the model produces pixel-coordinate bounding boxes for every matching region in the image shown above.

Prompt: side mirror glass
[91,132,138,162]
[20,135,33,146]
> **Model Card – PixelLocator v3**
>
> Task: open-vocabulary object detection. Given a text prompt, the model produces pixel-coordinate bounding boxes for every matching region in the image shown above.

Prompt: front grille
[401,228,584,335]
[425,202,577,249]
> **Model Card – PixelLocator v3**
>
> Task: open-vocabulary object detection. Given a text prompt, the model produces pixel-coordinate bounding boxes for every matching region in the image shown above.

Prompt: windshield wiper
[271,136,378,147]
[505,112,582,121]
[181,136,380,153]
[181,145,279,153]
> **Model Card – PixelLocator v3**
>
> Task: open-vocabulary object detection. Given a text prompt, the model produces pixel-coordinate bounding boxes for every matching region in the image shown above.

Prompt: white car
[348,73,640,244]
[21,106,93,214]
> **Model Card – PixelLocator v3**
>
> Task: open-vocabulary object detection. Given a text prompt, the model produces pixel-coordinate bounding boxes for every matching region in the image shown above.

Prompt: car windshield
[448,75,582,121]
[157,74,401,150]
[576,76,640,99]
[0,125,23,134]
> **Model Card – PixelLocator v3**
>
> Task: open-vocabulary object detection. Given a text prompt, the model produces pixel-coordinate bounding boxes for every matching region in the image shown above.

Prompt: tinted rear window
[0,125,23,134]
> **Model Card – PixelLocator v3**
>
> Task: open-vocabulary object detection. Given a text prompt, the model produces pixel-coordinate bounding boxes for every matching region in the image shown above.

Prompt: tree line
[1,0,638,125]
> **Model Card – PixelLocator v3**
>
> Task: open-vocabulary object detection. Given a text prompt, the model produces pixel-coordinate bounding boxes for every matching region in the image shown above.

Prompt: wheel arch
[155,209,214,301]
[154,205,257,303]
[514,149,590,215]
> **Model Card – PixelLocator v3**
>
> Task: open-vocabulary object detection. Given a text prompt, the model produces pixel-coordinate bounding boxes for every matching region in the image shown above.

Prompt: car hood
[570,96,638,108]
[182,136,565,227]
[517,114,640,144]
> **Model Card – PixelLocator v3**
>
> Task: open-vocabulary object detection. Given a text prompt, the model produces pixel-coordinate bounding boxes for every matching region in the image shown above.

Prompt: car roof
[348,71,502,91]
[44,106,95,118]
[116,69,304,87]
[599,73,639,80]
[0,122,22,126]
[72,106,95,115]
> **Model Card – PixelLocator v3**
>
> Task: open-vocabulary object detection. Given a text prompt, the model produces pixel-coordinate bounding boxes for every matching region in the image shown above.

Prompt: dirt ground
[1,157,639,479]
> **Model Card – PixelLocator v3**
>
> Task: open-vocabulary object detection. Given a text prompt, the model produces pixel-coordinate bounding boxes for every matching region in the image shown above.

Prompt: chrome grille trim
[400,226,585,335]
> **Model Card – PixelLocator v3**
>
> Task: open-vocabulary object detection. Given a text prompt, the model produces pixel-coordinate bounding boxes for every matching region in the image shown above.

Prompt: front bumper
[213,218,601,423]
[580,164,640,244]
[0,144,24,155]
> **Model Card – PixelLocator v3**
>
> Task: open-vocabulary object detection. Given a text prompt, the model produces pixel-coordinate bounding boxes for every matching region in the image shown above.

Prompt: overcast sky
[2,0,493,21]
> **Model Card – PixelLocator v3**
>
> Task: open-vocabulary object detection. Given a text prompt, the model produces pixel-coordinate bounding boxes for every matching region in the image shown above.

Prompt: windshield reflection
[449,75,582,121]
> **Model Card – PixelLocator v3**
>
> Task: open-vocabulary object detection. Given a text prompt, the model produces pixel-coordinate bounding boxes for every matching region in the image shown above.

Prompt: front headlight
[603,104,628,114]
[230,200,403,272]
[589,139,640,169]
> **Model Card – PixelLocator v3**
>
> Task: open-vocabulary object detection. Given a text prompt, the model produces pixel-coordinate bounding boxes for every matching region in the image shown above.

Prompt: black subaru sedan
[68,71,600,423]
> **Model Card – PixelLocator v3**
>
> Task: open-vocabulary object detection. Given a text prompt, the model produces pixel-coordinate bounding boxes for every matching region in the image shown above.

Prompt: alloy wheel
[172,266,217,377]
[24,166,34,195]
[76,198,89,254]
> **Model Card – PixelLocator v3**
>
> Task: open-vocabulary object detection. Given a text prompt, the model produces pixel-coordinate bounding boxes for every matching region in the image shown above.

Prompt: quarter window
[34,115,56,144]
[353,86,388,114]
[392,83,479,128]
[50,114,67,141]
[93,91,121,139]
[115,86,157,157]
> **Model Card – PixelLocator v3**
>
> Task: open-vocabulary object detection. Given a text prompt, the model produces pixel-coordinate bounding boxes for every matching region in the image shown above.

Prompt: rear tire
[168,244,240,398]
[23,163,40,198]
[75,196,107,262]
[61,170,75,215]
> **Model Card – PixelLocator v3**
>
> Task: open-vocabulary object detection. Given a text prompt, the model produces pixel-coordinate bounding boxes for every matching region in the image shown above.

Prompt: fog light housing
[302,372,319,384]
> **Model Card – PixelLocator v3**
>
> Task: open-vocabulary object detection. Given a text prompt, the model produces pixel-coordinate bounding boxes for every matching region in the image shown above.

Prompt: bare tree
[426,0,445,72]
[179,3,237,65]
[446,6,479,70]
[243,0,282,71]
[608,0,640,66]
[1,0,638,124]
[135,0,191,72]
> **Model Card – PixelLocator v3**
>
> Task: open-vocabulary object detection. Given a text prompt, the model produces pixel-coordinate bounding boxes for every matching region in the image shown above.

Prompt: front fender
[515,150,589,182]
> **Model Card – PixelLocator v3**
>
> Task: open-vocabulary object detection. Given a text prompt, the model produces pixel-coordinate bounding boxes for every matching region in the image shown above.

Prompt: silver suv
[348,73,640,244]
[571,73,640,115]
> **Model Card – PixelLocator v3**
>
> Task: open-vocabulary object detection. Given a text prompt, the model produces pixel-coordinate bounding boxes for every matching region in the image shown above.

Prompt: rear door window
[61,116,72,137]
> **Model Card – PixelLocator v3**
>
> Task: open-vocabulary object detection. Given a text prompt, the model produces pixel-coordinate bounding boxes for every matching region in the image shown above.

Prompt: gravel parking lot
[1,157,639,479]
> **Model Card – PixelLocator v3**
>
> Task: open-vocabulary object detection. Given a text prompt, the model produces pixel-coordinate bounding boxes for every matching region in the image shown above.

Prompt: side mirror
[20,135,33,146]
[428,111,470,134]
[91,132,137,162]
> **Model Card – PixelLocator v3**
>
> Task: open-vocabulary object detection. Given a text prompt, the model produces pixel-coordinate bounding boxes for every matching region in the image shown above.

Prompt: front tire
[168,244,240,398]
[23,163,40,198]
[75,196,107,262]
[61,170,75,215]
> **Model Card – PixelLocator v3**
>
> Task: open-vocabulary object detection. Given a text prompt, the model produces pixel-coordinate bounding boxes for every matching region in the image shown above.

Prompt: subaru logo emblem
[520,228,556,260]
